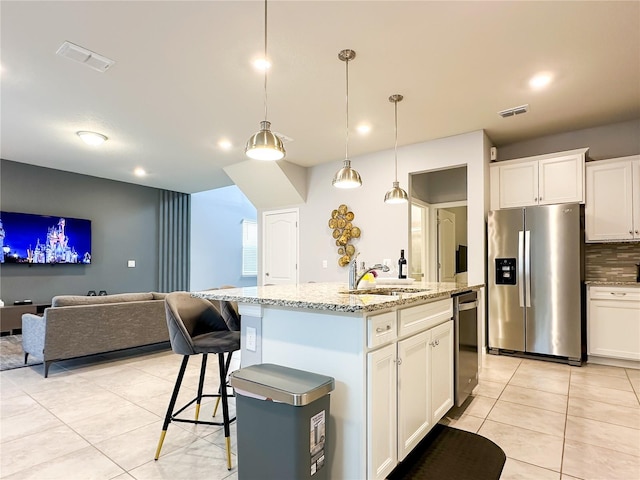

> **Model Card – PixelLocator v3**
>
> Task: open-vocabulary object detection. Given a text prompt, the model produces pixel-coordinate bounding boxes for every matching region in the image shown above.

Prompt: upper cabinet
[585,155,640,242]
[490,148,587,210]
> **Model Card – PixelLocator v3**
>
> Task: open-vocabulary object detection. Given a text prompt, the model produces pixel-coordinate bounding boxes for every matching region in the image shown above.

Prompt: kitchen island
[195,281,482,480]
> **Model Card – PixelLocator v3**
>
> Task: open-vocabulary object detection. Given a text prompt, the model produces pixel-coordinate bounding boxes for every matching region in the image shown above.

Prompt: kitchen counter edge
[193,282,484,313]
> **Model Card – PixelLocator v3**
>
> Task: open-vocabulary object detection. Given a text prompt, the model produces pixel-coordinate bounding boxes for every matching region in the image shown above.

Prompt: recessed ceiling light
[529,73,553,90]
[356,124,371,135]
[76,131,107,146]
[253,58,271,71]
[134,167,147,177]
[218,139,232,150]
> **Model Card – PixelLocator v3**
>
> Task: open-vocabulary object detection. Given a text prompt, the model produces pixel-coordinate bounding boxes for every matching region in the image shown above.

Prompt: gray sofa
[22,292,169,377]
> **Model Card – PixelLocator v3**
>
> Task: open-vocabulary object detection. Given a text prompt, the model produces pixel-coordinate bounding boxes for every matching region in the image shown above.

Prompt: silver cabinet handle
[611,292,627,296]
[430,339,440,347]
[265,272,270,276]
[534,197,538,202]
[539,197,542,201]
[394,357,402,365]
[458,301,478,311]
[376,325,392,333]
[630,230,634,236]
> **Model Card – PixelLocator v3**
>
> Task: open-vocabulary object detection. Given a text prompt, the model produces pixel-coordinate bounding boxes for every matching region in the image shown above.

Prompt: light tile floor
[441,354,640,480]
[1,346,639,479]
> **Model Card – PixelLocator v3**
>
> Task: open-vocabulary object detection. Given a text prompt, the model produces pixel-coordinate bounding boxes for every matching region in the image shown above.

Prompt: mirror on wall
[409,166,467,283]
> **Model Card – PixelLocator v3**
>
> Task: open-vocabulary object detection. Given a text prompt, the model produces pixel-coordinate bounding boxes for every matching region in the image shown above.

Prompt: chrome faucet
[348,253,390,290]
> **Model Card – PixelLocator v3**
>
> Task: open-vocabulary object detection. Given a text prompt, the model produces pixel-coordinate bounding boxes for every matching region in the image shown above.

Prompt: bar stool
[154,292,240,470]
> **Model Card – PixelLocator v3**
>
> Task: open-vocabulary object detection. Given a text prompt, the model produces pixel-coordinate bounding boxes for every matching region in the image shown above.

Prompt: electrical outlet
[246,327,257,352]
[127,260,136,268]
[322,260,328,268]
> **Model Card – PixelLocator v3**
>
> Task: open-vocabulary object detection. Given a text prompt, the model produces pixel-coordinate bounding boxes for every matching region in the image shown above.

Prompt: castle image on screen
[0,212,92,264]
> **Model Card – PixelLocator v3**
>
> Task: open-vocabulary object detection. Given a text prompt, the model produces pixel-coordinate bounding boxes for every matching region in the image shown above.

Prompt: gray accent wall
[411,166,467,204]
[0,160,160,304]
[496,118,640,161]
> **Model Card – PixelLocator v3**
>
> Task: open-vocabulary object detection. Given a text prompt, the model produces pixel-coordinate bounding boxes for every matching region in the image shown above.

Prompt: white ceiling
[2,1,639,194]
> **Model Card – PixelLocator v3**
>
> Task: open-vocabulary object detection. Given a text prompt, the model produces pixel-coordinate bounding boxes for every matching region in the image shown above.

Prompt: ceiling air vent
[56,41,115,73]
[498,104,529,118]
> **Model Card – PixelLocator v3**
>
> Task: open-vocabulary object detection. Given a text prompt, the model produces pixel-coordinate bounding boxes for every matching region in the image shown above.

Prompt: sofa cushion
[52,292,154,307]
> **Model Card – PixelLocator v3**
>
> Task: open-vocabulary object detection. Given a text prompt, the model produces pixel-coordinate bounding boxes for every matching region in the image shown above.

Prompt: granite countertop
[585,281,640,287]
[194,281,483,313]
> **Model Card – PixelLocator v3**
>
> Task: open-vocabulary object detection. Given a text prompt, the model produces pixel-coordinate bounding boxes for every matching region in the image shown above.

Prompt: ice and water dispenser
[495,258,516,285]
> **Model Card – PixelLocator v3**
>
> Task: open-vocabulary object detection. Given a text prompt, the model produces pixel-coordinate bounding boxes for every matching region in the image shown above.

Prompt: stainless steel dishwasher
[453,291,479,407]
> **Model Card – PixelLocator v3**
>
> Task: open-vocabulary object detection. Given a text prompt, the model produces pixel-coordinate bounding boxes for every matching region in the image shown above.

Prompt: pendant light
[384,94,408,204]
[245,0,285,161]
[332,49,362,189]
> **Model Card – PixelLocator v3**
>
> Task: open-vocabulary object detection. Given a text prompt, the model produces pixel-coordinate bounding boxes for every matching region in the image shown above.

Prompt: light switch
[322,260,328,268]
[127,260,136,268]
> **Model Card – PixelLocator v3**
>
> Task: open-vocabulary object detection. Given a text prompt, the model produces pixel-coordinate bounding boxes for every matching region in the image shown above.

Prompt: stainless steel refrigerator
[487,204,584,365]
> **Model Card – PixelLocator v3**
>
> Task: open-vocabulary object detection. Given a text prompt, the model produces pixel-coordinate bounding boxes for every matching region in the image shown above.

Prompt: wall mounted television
[0,211,92,265]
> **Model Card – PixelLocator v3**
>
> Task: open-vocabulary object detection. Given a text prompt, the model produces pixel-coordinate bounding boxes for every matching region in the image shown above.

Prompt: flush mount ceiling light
[134,167,147,177]
[332,49,362,189]
[76,131,107,146]
[384,94,408,204]
[245,0,285,161]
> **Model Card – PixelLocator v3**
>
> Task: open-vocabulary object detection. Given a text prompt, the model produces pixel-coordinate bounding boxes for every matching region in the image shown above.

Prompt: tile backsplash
[585,243,640,282]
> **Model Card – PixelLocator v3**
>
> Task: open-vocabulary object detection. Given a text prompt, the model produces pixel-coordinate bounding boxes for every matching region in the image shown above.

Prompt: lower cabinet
[588,286,640,361]
[367,343,397,480]
[367,316,453,479]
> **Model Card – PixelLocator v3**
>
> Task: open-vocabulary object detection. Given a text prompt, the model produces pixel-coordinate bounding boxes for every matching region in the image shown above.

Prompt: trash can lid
[229,363,335,406]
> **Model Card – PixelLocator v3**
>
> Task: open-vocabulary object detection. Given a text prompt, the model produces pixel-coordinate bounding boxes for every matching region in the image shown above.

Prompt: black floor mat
[387,424,506,480]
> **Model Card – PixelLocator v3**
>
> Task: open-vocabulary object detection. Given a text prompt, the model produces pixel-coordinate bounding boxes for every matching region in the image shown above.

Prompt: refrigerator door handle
[518,230,525,307]
[525,230,531,308]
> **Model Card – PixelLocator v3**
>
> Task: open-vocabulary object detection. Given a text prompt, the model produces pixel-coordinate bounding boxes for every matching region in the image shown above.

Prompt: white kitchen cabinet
[588,286,640,362]
[367,301,454,479]
[490,148,587,210]
[367,343,397,480]
[397,329,431,461]
[585,155,640,242]
[429,320,454,422]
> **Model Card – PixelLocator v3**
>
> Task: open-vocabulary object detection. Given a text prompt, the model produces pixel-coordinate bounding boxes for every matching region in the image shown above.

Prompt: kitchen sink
[340,287,430,296]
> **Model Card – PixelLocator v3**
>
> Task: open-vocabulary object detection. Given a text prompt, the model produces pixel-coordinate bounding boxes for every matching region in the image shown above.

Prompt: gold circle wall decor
[328,204,360,267]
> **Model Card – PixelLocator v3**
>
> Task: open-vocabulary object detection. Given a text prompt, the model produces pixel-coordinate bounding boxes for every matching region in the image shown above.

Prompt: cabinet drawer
[589,286,640,302]
[399,298,453,337]
[367,311,397,348]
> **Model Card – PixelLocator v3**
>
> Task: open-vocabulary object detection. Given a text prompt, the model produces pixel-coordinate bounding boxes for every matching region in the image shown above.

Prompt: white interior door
[262,209,298,285]
[410,202,428,281]
[437,209,456,282]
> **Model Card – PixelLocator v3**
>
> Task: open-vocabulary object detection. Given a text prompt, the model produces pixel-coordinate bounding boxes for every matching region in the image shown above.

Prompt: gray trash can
[229,363,335,480]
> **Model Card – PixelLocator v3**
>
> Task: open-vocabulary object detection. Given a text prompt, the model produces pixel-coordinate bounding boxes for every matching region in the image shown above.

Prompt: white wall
[190,186,257,290]
[291,130,490,286]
